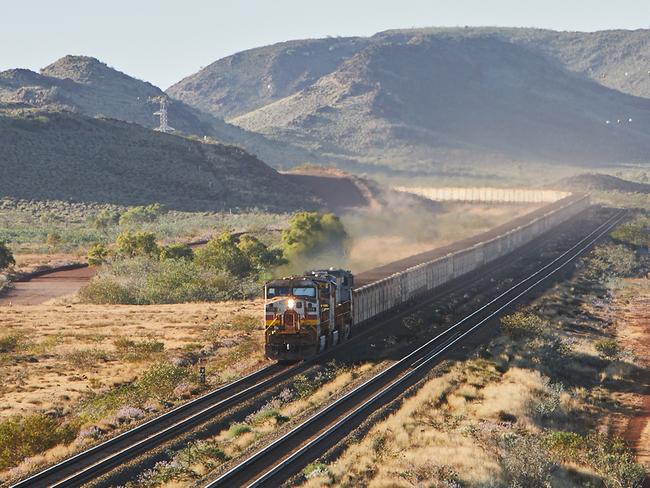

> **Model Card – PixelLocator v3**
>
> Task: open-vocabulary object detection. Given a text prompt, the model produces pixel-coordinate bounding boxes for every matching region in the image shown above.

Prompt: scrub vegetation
[0,300,267,482]
[298,223,649,488]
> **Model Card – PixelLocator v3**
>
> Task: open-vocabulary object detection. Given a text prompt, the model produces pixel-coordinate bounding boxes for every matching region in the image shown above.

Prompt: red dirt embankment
[0,266,96,306]
[618,283,650,482]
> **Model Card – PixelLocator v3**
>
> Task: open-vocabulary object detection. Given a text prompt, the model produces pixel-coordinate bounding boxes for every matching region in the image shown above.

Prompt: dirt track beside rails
[0,267,96,306]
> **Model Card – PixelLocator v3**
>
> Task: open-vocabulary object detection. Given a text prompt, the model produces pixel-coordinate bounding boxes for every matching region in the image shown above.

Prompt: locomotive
[264,269,353,361]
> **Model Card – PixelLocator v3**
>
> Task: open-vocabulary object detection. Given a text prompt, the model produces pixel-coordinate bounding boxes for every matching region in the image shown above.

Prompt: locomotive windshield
[292,287,316,298]
[266,286,290,298]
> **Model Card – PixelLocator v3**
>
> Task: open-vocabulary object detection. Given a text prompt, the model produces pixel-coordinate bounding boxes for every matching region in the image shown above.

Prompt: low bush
[115,230,159,258]
[0,333,23,353]
[611,215,650,248]
[546,432,646,488]
[113,338,164,360]
[159,243,193,261]
[119,204,164,227]
[66,349,109,367]
[79,257,259,304]
[0,414,78,470]
[500,312,546,339]
[227,423,252,438]
[80,362,193,421]
[0,240,15,270]
[87,243,109,265]
[594,339,621,359]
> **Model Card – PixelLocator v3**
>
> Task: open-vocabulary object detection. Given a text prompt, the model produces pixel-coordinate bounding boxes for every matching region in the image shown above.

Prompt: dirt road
[0,267,96,306]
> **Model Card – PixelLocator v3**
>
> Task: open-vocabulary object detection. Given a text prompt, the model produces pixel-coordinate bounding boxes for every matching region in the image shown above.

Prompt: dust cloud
[340,202,541,273]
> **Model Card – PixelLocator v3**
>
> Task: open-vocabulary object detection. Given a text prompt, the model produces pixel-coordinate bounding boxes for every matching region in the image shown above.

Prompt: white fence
[352,194,589,325]
[396,187,570,203]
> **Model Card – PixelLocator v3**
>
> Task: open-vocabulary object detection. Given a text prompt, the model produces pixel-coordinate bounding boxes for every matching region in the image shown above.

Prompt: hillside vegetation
[169,28,650,172]
[0,56,319,168]
[0,109,317,211]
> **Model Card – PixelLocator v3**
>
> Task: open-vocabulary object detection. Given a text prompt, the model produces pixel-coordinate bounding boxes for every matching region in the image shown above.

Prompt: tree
[281,212,348,259]
[87,243,109,266]
[0,242,15,270]
[195,232,251,277]
[237,235,286,270]
[116,230,159,258]
[160,243,194,261]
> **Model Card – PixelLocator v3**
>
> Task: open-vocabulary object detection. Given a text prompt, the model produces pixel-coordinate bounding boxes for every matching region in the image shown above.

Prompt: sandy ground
[618,279,650,471]
[0,267,97,306]
[0,300,265,420]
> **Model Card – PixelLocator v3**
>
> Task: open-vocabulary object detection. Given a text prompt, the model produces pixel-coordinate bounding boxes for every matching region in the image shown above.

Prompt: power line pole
[151,97,175,133]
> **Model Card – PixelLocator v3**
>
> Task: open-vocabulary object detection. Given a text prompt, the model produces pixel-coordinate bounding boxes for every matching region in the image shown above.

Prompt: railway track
[205,209,627,488]
[11,206,616,488]
[11,363,304,488]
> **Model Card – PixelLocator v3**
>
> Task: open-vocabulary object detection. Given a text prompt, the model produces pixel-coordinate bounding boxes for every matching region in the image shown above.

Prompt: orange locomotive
[264,269,353,361]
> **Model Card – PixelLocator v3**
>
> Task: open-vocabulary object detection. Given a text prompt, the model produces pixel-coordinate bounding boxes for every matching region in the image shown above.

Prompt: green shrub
[237,234,286,270]
[115,230,159,258]
[281,212,348,260]
[119,204,164,227]
[500,312,546,339]
[584,244,636,280]
[587,434,646,488]
[227,423,252,438]
[0,333,22,353]
[594,339,620,359]
[79,257,258,305]
[92,208,120,231]
[137,362,189,402]
[113,338,164,360]
[545,431,586,463]
[78,276,137,304]
[611,216,650,248]
[159,243,194,261]
[87,243,109,265]
[194,232,251,277]
[0,414,78,469]
[66,349,109,367]
[0,241,15,270]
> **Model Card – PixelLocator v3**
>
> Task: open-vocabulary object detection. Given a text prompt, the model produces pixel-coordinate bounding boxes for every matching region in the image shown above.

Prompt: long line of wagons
[264,194,590,361]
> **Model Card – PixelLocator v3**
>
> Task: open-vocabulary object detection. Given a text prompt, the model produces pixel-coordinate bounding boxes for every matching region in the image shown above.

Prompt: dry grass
[0,300,266,420]
[298,260,650,487]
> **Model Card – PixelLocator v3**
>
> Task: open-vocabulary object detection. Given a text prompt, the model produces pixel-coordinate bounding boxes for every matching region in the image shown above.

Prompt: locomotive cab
[264,269,353,361]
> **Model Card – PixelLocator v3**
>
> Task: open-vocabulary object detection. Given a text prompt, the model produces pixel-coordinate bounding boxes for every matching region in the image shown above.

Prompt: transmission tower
[151,97,174,133]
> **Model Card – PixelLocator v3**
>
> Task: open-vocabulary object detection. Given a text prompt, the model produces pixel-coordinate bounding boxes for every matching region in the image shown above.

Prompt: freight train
[264,194,590,361]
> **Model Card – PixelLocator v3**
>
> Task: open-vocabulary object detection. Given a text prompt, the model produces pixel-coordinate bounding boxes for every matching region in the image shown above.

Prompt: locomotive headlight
[287,298,296,310]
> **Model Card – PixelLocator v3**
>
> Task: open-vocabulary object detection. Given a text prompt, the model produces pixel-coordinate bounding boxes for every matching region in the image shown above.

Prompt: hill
[0,109,319,211]
[167,37,371,119]
[230,36,650,170]
[0,56,319,169]
[168,28,650,172]
[554,173,650,193]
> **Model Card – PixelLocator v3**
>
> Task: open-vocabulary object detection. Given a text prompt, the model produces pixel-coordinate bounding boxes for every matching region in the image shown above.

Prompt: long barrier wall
[396,187,570,203]
[351,194,590,326]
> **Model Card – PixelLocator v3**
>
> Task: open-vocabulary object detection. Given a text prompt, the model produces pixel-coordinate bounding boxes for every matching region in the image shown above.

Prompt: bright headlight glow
[287,298,296,309]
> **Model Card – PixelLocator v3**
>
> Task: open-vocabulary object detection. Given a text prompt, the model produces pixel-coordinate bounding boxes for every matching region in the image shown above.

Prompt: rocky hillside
[554,173,650,193]
[167,37,371,119]
[0,56,318,169]
[0,109,319,211]
[168,28,650,171]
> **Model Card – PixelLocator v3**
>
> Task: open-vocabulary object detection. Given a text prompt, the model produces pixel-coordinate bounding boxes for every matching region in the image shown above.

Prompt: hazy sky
[2,0,649,89]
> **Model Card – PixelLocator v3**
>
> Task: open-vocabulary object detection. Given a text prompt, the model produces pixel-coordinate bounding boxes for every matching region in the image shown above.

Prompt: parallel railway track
[11,205,620,488]
[205,209,627,488]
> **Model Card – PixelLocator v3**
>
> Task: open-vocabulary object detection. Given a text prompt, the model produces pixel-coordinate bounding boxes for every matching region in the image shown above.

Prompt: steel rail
[206,209,626,488]
[12,362,298,488]
[11,202,603,488]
